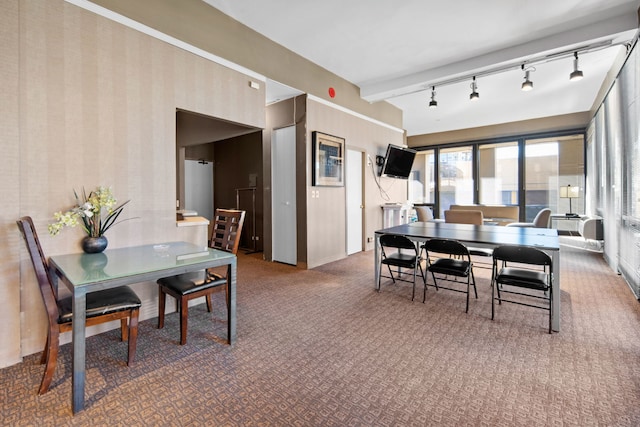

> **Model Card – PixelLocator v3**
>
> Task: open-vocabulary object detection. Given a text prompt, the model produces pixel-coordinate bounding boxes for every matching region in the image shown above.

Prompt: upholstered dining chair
[506,208,551,228]
[157,209,245,345]
[444,209,493,265]
[415,206,434,221]
[16,216,141,394]
[444,209,483,225]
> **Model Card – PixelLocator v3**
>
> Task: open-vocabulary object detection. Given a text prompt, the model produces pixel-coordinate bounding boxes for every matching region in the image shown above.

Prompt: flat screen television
[381,144,417,179]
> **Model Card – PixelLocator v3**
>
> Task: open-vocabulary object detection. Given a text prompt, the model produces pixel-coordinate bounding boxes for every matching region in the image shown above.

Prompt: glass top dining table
[48,241,237,414]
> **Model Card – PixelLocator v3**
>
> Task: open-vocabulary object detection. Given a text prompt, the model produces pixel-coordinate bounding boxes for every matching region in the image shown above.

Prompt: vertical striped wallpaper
[306,99,405,268]
[1,0,265,365]
[0,0,22,367]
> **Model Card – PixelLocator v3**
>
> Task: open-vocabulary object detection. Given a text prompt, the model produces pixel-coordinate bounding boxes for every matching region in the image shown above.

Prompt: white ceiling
[203,0,639,136]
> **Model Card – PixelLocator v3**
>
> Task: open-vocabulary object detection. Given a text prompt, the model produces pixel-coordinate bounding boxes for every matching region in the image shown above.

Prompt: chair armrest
[579,218,603,240]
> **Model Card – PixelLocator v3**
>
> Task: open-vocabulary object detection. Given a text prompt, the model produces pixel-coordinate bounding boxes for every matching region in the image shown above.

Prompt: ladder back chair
[157,209,245,345]
[16,216,141,394]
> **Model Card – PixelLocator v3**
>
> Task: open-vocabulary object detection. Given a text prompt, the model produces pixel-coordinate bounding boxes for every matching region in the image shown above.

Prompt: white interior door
[272,126,297,265]
[346,149,363,254]
[184,159,213,220]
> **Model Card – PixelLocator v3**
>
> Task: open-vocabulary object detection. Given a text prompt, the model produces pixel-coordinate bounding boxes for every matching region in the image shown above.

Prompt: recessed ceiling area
[203,0,639,136]
[176,110,260,146]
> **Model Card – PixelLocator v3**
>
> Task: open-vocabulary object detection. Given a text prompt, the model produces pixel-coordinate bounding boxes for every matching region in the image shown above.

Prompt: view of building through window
[479,141,519,206]
[408,133,584,221]
[438,146,473,217]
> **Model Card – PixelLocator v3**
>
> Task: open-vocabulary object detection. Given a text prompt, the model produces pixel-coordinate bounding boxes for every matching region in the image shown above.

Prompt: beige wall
[90,0,403,129]
[1,0,21,367]
[408,112,590,147]
[262,95,407,268]
[263,98,299,263]
[306,99,406,268]
[1,0,266,367]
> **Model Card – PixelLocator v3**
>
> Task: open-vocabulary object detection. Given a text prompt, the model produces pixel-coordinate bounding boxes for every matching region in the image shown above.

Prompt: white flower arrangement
[48,187,130,237]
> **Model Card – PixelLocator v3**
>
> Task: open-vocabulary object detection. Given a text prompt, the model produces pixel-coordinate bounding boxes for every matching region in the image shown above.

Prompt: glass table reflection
[48,241,237,414]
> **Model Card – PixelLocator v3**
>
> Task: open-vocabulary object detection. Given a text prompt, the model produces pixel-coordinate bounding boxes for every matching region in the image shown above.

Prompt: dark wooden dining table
[374,221,561,330]
[48,241,237,414]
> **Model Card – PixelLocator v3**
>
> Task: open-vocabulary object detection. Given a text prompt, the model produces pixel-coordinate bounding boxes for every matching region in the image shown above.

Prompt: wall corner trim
[64,0,266,82]
[307,95,404,134]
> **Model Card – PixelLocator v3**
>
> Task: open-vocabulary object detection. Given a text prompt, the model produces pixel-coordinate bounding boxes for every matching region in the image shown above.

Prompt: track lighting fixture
[414,43,609,109]
[469,76,479,101]
[521,64,534,91]
[429,86,437,108]
[570,51,584,81]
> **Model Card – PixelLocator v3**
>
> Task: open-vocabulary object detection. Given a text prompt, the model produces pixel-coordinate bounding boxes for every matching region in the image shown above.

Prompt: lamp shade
[559,185,580,198]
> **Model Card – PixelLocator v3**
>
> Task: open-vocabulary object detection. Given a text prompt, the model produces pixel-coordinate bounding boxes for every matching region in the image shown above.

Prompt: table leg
[374,234,380,291]
[552,250,560,332]
[72,288,87,413]
[228,258,237,344]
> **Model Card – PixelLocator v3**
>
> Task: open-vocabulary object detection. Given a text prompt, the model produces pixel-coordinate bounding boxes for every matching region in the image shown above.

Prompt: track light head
[521,65,533,91]
[570,52,583,81]
[429,86,437,108]
[469,77,479,101]
[570,69,583,81]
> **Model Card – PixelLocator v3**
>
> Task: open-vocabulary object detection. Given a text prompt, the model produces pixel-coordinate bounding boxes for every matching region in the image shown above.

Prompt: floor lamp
[559,185,580,217]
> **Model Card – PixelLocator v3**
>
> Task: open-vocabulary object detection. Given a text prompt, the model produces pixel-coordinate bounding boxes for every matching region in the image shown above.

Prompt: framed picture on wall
[312,131,345,187]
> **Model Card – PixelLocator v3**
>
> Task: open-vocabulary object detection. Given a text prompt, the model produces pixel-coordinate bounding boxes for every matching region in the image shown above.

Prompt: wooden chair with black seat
[421,238,478,312]
[157,208,245,345]
[16,216,141,394]
[378,234,426,301]
[491,245,553,333]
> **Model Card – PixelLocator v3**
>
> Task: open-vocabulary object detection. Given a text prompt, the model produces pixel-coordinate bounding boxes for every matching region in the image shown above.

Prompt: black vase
[81,235,108,254]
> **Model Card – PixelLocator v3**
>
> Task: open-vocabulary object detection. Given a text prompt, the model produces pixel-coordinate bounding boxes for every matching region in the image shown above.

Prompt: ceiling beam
[360,12,639,103]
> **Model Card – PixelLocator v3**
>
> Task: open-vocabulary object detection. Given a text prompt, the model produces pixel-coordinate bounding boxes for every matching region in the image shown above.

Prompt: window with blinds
[594,39,640,298]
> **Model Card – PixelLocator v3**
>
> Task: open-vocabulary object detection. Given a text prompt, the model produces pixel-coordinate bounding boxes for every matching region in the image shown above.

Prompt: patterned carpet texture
[2,244,640,426]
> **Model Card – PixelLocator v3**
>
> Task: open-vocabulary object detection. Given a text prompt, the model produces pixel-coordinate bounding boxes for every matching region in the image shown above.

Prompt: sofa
[449,204,519,226]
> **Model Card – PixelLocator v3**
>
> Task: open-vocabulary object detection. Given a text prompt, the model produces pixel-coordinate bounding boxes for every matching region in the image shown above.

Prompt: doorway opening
[176,109,263,252]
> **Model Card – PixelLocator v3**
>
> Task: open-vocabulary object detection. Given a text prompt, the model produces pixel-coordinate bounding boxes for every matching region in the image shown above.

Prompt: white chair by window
[579,217,604,249]
[506,208,551,228]
[415,206,434,222]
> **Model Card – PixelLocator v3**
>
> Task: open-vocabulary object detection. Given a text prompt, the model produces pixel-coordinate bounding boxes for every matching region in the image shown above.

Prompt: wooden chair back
[16,217,60,329]
[209,209,246,254]
[17,216,140,394]
[444,209,484,225]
